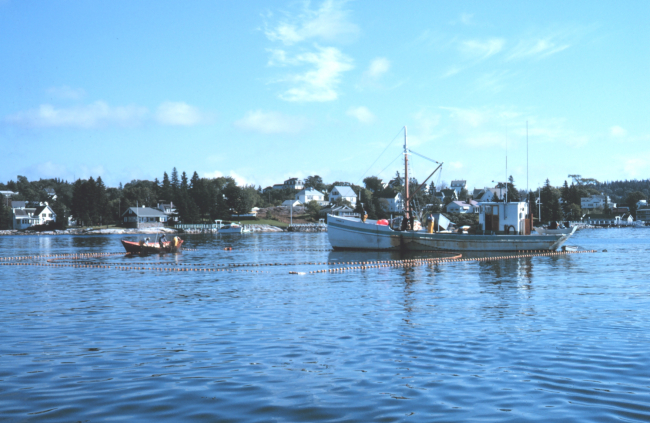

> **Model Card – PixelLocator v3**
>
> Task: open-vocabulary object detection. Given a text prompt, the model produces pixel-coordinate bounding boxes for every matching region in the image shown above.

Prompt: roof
[450,200,478,207]
[121,206,167,218]
[13,209,28,217]
[450,180,466,186]
[44,188,56,194]
[297,188,324,196]
[330,186,356,197]
[33,205,55,216]
[11,201,27,209]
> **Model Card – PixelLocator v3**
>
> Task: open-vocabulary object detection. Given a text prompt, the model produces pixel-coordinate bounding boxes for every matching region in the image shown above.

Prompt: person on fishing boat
[159,234,167,248]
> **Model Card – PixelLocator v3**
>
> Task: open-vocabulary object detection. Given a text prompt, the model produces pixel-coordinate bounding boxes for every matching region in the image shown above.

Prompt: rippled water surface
[1,228,650,422]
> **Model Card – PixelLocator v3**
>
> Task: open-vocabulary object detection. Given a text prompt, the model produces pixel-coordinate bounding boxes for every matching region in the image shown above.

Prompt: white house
[446,200,479,214]
[44,188,57,200]
[636,200,648,210]
[378,191,403,213]
[295,188,327,205]
[581,194,615,210]
[637,206,650,222]
[474,186,507,203]
[329,186,357,206]
[478,202,530,235]
[450,180,467,196]
[12,204,56,229]
[273,177,304,191]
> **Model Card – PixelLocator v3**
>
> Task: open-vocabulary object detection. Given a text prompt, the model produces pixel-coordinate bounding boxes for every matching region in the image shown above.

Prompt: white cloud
[5,101,148,128]
[46,86,86,100]
[440,106,489,127]
[366,57,390,78]
[507,37,570,61]
[347,106,375,124]
[272,45,353,102]
[156,101,208,126]
[234,110,307,134]
[460,13,473,25]
[460,38,505,60]
[610,125,627,137]
[264,0,359,45]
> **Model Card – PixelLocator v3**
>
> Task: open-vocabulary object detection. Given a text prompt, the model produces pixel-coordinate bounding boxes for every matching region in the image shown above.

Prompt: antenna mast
[404,126,409,217]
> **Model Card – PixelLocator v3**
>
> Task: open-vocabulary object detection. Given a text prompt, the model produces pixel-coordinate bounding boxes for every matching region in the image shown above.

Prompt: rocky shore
[0,224,286,236]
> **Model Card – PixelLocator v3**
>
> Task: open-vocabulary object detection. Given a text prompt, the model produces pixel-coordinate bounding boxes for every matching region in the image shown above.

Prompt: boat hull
[327,215,573,251]
[534,227,577,235]
[121,238,183,254]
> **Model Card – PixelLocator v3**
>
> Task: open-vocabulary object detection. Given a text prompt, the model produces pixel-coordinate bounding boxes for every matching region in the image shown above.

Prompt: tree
[160,172,172,202]
[506,175,520,202]
[0,194,11,230]
[305,200,322,221]
[626,191,647,219]
[363,176,384,193]
[304,175,326,192]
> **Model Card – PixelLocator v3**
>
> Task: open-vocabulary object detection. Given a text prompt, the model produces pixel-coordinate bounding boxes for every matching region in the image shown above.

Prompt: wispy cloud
[234,110,307,134]
[507,35,570,61]
[347,106,375,124]
[366,57,390,79]
[156,101,210,126]
[610,125,627,137]
[264,0,359,45]
[270,45,353,102]
[5,101,148,128]
[264,0,356,102]
[460,38,505,60]
[6,100,210,128]
[46,86,86,100]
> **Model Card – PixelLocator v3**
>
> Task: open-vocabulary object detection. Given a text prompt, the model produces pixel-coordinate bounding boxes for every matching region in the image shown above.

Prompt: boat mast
[404,126,409,218]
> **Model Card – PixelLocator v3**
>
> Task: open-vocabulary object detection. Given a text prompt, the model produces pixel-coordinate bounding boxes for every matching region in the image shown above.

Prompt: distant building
[295,188,327,205]
[43,188,57,200]
[121,206,168,228]
[450,180,466,196]
[581,194,615,210]
[377,191,403,213]
[446,200,479,214]
[329,186,357,206]
[637,206,650,222]
[273,177,304,191]
[319,205,359,219]
[281,200,301,208]
[12,204,56,230]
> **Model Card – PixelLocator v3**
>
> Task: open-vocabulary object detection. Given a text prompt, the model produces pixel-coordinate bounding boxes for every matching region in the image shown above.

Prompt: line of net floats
[0,249,597,274]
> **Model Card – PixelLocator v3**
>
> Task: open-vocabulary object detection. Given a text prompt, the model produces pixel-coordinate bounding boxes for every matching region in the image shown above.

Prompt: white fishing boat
[327,127,576,252]
[534,226,578,235]
[215,220,251,234]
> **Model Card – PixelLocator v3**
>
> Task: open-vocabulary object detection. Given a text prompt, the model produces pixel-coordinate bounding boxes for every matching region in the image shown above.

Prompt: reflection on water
[1,229,650,422]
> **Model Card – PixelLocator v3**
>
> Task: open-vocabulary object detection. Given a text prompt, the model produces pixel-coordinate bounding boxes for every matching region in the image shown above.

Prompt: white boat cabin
[478,201,531,235]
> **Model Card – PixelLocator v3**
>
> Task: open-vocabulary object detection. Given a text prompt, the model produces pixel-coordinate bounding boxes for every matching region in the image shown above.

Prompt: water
[1,228,650,422]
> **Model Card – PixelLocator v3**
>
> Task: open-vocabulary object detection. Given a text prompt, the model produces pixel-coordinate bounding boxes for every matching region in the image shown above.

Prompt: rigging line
[357,127,404,184]
[408,149,440,164]
[375,152,403,179]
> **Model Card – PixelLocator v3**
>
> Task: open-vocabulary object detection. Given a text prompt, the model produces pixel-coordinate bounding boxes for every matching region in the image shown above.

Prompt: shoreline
[0,224,287,236]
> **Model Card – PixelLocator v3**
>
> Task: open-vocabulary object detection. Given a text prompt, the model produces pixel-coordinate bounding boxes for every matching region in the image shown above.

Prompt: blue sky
[1,1,648,192]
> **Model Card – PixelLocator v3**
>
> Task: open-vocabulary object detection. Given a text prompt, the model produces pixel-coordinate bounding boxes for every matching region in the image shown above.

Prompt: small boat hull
[327,215,573,251]
[121,238,183,254]
[534,226,578,235]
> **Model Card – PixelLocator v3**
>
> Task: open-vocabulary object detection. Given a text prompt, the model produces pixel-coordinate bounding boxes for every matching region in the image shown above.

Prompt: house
[612,206,630,214]
[273,177,304,191]
[637,200,648,210]
[434,191,446,202]
[440,189,458,201]
[474,186,507,203]
[637,206,650,222]
[43,188,57,200]
[450,180,466,196]
[319,205,360,220]
[157,202,176,217]
[295,188,327,205]
[11,204,56,230]
[329,186,357,206]
[377,191,403,213]
[581,194,615,210]
[121,206,168,228]
[446,200,479,214]
[12,209,40,230]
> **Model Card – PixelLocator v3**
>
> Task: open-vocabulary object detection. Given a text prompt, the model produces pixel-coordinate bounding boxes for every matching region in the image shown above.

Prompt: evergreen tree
[161,172,172,202]
[0,194,11,230]
[506,175,520,202]
[171,167,180,192]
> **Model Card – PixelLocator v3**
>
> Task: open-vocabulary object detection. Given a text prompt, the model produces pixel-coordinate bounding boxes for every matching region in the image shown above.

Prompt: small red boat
[121,236,183,255]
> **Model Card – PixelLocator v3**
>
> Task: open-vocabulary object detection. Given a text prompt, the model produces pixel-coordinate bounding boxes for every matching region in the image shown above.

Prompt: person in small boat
[159,234,168,248]
[549,221,558,229]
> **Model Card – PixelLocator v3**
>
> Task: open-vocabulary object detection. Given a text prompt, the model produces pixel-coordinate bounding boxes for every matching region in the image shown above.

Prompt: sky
[1,0,648,192]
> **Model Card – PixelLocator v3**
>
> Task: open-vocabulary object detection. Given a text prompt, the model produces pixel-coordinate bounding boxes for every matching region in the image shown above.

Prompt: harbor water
[1,228,650,422]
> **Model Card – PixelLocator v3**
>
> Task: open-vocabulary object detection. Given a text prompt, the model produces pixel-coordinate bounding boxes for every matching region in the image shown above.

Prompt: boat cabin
[478,202,531,235]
